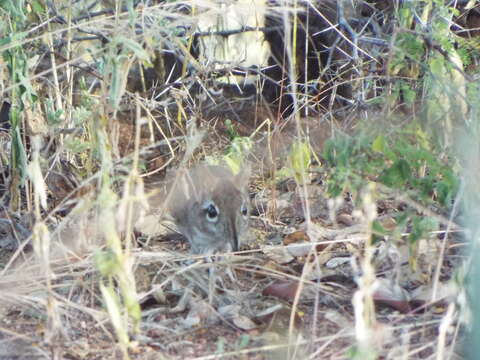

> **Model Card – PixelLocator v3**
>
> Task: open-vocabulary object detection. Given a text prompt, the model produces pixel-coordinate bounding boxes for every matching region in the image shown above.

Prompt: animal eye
[241,204,248,217]
[205,203,219,221]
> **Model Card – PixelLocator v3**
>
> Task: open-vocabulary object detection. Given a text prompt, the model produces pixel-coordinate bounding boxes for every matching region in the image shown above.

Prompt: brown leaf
[379,217,398,232]
[283,231,310,245]
[374,298,412,314]
[336,213,354,226]
[263,280,299,303]
[283,231,315,257]
[373,278,411,313]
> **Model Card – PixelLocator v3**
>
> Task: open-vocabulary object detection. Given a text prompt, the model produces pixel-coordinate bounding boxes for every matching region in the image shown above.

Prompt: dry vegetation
[0,0,479,359]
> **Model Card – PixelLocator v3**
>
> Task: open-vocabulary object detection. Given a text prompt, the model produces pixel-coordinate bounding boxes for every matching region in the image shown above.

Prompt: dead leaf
[303,222,330,250]
[286,243,314,257]
[373,278,411,314]
[218,304,241,318]
[283,230,313,257]
[379,217,397,232]
[218,304,258,330]
[283,231,310,245]
[232,315,257,330]
[258,306,303,331]
[324,310,350,328]
[263,280,299,302]
[263,245,294,264]
[255,304,283,319]
[336,213,354,226]
[325,256,350,269]
[411,282,457,303]
[136,215,173,238]
[182,298,218,328]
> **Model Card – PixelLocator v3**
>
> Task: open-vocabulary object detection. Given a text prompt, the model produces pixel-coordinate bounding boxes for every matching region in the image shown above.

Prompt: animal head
[168,165,250,254]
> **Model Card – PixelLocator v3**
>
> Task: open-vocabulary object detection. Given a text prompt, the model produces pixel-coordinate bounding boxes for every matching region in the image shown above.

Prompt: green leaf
[115,36,151,62]
[95,249,119,277]
[435,180,457,207]
[395,212,410,230]
[372,220,389,236]
[372,135,385,153]
[225,119,238,139]
[216,337,226,354]
[379,159,411,188]
[429,56,445,76]
[1,0,27,21]
[401,82,416,105]
[223,136,252,174]
[100,283,130,346]
[409,216,439,244]
[372,220,390,243]
[65,138,91,154]
[30,0,45,14]
[12,126,28,185]
[289,141,311,183]
[237,334,250,349]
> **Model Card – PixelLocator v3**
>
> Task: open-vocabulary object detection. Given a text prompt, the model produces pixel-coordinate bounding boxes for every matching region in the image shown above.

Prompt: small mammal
[142,165,250,254]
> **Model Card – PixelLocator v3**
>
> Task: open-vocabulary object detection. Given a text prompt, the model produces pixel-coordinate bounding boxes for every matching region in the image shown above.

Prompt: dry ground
[0,110,466,359]
[0,0,475,359]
